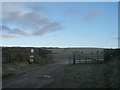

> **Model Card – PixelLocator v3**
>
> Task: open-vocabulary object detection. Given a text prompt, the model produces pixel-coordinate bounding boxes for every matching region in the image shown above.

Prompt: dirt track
[3,60,69,88]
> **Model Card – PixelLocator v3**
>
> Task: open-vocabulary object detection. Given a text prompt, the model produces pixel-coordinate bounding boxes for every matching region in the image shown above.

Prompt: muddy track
[3,61,68,88]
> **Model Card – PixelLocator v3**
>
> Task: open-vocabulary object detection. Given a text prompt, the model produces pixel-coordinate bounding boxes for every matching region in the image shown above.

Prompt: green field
[60,57,119,88]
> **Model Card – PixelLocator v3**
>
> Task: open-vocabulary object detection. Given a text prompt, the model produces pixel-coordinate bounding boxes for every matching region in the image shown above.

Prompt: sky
[1,2,118,48]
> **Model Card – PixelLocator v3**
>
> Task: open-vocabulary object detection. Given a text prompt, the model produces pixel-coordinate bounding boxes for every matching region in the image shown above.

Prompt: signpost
[29,49,34,64]
[73,52,75,64]
[31,49,34,53]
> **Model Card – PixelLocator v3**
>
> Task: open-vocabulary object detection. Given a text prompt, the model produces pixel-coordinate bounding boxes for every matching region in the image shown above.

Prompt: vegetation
[2,47,53,76]
[2,61,39,76]
[2,47,52,63]
[60,56,119,88]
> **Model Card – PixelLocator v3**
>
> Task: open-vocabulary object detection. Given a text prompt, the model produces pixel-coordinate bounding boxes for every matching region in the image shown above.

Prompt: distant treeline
[1,46,59,49]
[2,47,52,63]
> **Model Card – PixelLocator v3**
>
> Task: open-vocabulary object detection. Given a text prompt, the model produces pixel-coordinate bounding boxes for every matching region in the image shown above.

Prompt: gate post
[73,52,75,64]
[79,53,80,63]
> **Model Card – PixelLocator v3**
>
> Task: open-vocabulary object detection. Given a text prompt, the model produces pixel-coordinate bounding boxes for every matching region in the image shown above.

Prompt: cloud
[3,3,48,30]
[33,22,63,36]
[2,25,30,36]
[11,29,30,36]
[85,9,102,22]
[2,3,64,38]
[0,34,17,38]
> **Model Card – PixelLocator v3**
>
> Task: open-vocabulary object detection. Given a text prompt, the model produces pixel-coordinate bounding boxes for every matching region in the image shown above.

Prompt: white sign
[31,49,34,53]
[30,58,34,62]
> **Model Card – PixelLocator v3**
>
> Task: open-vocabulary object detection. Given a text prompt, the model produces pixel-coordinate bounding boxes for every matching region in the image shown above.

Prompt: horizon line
[0,45,118,49]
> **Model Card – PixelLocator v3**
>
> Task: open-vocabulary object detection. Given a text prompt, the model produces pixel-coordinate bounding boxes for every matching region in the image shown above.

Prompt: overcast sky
[1,2,118,48]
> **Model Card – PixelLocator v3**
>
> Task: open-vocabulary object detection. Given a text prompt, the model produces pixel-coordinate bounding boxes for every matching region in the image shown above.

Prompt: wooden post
[73,52,75,64]
[79,53,80,63]
[97,51,99,63]
[91,52,93,63]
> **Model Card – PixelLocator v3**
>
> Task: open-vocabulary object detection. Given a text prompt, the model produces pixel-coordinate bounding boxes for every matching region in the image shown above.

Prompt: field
[48,48,104,63]
[61,58,119,88]
[2,48,119,88]
[47,48,119,88]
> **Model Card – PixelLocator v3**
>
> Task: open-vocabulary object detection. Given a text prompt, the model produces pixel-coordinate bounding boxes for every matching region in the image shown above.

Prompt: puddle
[43,75,52,78]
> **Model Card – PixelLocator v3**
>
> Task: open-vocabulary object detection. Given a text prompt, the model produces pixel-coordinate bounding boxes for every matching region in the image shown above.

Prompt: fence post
[79,53,80,63]
[73,52,75,64]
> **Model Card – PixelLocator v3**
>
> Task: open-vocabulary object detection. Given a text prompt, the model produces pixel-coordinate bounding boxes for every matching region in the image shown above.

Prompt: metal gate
[72,51,104,64]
